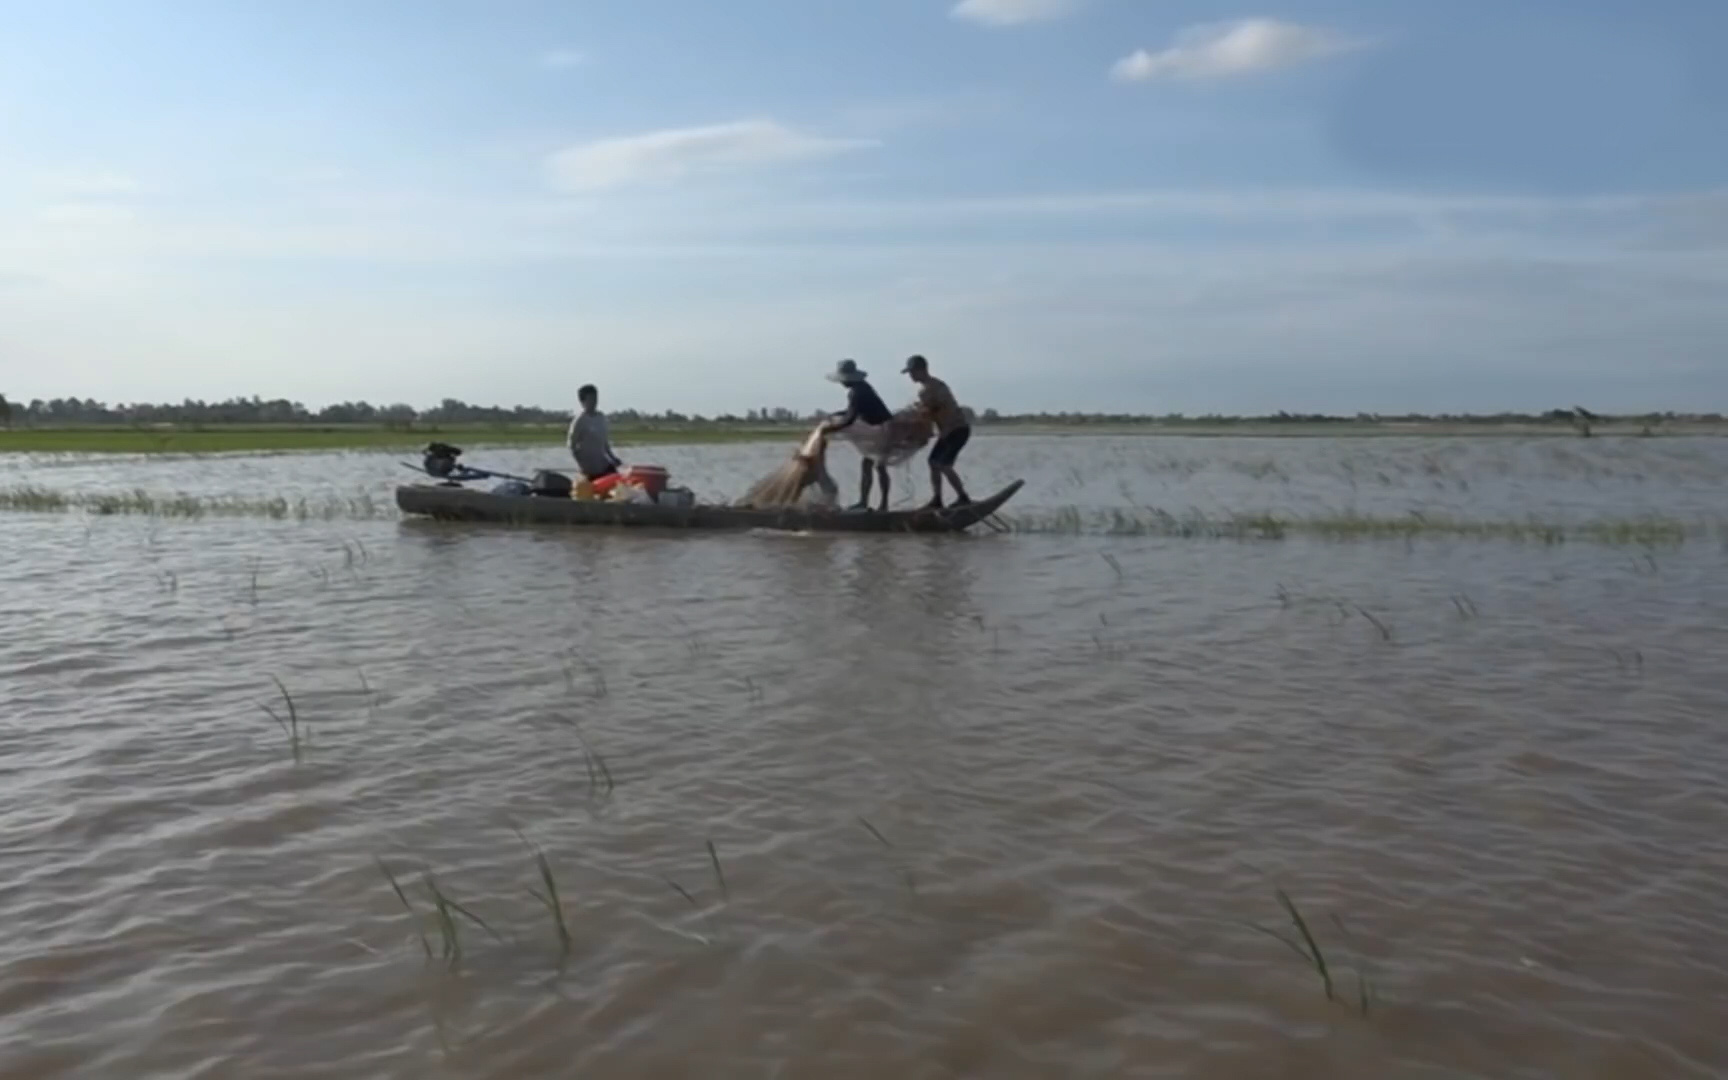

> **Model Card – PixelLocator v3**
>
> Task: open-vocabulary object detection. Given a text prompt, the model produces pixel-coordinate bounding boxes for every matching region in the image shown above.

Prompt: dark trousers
[929,425,971,467]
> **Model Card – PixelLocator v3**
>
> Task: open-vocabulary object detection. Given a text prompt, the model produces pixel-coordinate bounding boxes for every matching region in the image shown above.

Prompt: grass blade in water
[376,858,432,959]
[262,676,302,760]
[706,840,729,904]
[858,817,894,849]
[531,849,573,957]
[1276,889,1334,1001]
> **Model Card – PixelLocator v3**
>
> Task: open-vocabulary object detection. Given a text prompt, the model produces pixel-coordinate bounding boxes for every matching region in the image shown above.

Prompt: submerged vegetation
[260,675,304,762]
[999,507,1706,546]
[0,482,1715,546]
[5,433,1724,548]
[0,485,395,521]
[1250,890,1376,1018]
[376,858,504,970]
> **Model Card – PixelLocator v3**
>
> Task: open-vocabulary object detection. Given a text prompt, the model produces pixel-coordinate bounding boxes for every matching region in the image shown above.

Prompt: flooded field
[4,434,1728,1079]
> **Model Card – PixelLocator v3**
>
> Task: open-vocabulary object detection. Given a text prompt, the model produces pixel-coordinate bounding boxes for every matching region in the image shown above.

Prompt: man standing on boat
[568,383,621,481]
[903,354,973,508]
[820,359,896,512]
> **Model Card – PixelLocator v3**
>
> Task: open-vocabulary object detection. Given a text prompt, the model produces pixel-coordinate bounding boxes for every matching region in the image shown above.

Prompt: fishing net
[734,411,933,510]
[834,408,932,468]
[734,424,839,509]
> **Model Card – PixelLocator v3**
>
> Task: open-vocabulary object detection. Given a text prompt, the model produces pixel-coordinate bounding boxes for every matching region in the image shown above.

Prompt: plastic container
[591,472,626,496]
[622,465,670,498]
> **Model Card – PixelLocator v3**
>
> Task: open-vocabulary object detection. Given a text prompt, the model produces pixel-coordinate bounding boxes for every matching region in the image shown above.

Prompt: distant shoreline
[1004,419,1728,438]
[1,418,1723,455]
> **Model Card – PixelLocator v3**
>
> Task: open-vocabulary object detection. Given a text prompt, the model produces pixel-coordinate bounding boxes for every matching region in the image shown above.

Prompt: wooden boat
[395,479,1025,534]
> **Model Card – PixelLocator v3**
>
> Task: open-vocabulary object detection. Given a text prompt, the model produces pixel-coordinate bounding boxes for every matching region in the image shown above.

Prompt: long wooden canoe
[394,479,1025,534]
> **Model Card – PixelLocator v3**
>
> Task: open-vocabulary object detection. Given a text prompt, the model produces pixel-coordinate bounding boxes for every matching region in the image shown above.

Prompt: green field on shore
[0,423,789,455]
[0,418,1719,455]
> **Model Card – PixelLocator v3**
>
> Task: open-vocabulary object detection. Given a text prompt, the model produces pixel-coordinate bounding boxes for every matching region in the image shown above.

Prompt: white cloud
[545,119,877,193]
[771,189,1648,226]
[539,48,586,70]
[951,0,1081,27]
[9,242,1725,415]
[1112,18,1368,82]
[5,177,1726,413]
[4,184,1687,274]
[35,202,136,227]
[286,167,349,185]
[38,170,142,196]
[835,89,1010,136]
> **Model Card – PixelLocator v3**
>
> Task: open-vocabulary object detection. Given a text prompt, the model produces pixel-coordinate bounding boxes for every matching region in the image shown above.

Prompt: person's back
[846,379,893,427]
[918,375,966,434]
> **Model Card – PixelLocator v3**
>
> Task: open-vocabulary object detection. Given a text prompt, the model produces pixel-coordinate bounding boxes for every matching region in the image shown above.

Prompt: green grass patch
[10,417,1727,456]
[0,423,797,455]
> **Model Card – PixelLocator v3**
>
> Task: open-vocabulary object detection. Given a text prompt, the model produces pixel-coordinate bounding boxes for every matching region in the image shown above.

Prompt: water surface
[4,435,1727,1078]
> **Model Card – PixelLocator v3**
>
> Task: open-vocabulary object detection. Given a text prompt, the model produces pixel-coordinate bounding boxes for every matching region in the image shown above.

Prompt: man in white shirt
[567,383,620,480]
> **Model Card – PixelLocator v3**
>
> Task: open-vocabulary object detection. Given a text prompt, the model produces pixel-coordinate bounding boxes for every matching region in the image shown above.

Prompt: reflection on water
[3,436,1728,1078]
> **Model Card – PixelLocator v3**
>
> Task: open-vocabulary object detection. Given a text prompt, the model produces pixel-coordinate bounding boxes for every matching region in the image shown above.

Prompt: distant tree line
[1,396,939,427]
[0,395,1717,428]
[970,407,1716,426]
[5,396,668,427]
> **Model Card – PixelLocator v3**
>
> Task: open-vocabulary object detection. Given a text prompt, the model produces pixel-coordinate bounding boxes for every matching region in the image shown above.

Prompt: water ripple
[3,438,1728,1077]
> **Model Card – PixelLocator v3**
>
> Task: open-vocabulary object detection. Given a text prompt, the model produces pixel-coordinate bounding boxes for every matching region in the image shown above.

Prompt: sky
[1,0,1725,416]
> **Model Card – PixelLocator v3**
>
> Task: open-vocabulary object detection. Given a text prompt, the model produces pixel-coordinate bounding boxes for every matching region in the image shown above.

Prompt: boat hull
[394,480,1024,534]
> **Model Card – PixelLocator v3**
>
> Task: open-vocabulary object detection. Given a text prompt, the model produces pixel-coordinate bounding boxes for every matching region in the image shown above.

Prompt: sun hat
[826,358,868,383]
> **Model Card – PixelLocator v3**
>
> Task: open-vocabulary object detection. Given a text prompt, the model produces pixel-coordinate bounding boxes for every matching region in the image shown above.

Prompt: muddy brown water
[4,435,1728,1079]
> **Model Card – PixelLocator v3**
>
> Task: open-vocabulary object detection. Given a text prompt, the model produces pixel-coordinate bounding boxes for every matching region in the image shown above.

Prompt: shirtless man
[902,354,972,508]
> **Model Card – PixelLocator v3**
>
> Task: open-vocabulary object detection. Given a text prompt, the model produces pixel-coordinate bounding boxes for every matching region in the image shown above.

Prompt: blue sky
[1,0,1724,415]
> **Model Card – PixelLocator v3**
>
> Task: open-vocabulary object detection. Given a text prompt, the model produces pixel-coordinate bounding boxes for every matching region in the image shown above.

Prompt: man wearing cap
[903,354,973,508]
[820,358,896,512]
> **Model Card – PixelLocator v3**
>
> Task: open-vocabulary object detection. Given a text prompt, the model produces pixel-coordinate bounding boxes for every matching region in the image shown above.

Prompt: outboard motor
[531,470,574,497]
[423,442,464,478]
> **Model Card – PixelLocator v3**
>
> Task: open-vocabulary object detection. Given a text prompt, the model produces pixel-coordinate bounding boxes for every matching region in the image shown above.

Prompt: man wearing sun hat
[820,358,896,511]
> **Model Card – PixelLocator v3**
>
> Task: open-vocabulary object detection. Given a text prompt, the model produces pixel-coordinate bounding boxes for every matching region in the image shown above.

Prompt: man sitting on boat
[567,383,621,482]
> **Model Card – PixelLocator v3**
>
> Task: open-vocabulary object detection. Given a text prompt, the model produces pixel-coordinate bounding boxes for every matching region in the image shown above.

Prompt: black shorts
[929,425,970,468]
